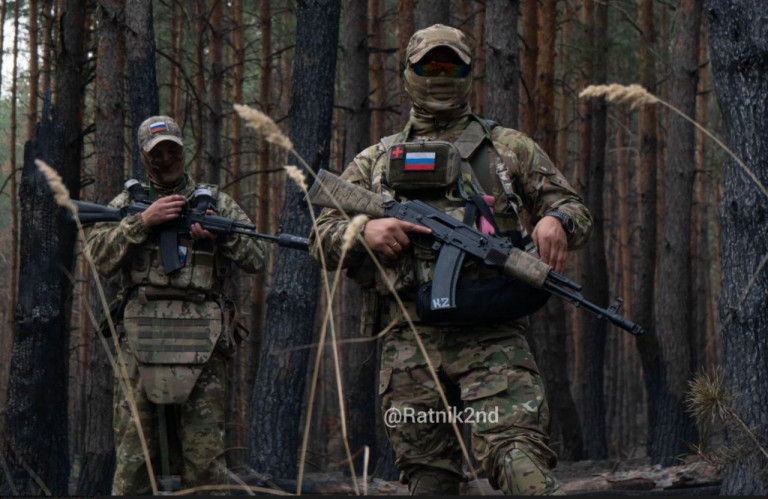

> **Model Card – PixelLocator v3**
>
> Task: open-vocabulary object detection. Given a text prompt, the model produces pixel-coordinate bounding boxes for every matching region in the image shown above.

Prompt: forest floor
[247,458,722,495]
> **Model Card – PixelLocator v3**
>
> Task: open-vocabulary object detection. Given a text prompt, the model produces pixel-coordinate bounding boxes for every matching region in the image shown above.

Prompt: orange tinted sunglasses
[411,59,470,78]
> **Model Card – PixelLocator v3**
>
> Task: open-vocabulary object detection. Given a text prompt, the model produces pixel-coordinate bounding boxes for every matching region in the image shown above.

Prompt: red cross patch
[391,145,404,160]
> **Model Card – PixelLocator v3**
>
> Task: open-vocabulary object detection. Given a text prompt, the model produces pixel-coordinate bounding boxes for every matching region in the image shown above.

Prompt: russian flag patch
[149,121,168,134]
[404,152,436,171]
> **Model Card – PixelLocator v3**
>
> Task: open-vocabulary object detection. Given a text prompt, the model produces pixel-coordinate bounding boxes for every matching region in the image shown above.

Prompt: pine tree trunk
[41,0,54,94]
[706,1,768,492]
[415,0,449,29]
[205,0,223,184]
[2,97,71,499]
[519,0,537,136]
[652,0,702,465]
[368,0,385,141]
[27,0,40,138]
[396,0,414,123]
[75,2,126,493]
[248,0,340,479]
[338,0,379,476]
[484,0,518,128]
[126,0,158,180]
[579,0,609,459]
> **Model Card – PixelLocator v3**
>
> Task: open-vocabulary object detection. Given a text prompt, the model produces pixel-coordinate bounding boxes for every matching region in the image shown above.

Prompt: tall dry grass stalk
[579,83,768,201]
[237,104,486,494]
[36,160,160,495]
[233,103,294,152]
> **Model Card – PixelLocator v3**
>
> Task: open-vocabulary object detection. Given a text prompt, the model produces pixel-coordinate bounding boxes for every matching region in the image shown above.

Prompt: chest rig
[121,180,227,404]
[376,116,546,325]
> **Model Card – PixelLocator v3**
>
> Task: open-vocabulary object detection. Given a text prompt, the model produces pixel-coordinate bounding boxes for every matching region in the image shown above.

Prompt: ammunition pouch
[385,141,461,191]
[122,298,223,404]
[415,276,550,325]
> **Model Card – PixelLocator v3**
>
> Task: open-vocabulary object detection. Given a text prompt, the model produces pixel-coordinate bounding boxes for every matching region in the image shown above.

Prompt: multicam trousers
[111,339,229,495]
[379,322,563,495]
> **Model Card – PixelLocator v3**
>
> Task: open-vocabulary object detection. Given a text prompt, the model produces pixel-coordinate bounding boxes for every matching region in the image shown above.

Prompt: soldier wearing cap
[310,25,592,495]
[86,116,267,494]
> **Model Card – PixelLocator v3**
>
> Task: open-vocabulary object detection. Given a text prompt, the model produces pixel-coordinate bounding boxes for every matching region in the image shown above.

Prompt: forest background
[0,0,766,496]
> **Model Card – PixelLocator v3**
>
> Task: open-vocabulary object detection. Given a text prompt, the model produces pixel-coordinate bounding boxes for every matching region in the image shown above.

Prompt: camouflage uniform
[86,116,267,495]
[311,25,592,495]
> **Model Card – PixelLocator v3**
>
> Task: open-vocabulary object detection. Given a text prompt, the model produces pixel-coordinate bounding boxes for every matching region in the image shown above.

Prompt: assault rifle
[70,190,309,274]
[307,169,644,336]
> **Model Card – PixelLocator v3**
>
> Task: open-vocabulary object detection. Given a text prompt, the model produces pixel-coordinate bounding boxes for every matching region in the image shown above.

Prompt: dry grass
[685,368,768,471]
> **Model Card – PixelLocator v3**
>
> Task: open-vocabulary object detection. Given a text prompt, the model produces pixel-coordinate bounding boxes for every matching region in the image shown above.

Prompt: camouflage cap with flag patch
[406,24,471,65]
[138,115,184,152]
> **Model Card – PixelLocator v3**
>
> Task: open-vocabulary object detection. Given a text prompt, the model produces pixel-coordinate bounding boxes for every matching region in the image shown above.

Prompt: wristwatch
[545,211,575,236]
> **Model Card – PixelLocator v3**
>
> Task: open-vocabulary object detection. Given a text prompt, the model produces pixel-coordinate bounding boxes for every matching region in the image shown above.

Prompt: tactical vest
[365,116,533,294]
[353,116,543,329]
[120,180,229,404]
[123,181,231,296]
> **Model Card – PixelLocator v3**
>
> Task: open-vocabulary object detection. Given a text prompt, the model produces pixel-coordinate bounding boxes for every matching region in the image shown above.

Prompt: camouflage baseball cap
[406,24,471,65]
[138,116,184,152]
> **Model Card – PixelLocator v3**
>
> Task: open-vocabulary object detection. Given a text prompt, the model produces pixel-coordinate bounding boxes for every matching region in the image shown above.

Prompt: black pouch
[99,295,130,337]
[415,276,550,325]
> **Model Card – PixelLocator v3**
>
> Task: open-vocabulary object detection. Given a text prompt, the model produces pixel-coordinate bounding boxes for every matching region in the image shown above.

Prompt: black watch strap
[545,211,575,235]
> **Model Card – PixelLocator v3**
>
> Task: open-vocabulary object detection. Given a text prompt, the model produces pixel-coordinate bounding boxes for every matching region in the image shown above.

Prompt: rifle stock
[306,170,387,218]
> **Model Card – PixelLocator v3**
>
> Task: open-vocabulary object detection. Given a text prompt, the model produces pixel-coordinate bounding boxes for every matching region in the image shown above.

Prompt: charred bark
[484,0,519,129]
[125,0,159,180]
[248,0,340,479]
[707,0,768,493]
[2,98,69,497]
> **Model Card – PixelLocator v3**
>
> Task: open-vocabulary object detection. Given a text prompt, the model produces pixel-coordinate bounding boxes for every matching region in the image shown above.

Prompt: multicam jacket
[86,174,267,297]
[310,116,593,326]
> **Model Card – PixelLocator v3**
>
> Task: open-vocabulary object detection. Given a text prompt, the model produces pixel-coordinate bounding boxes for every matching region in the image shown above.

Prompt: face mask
[141,146,185,188]
[404,65,472,117]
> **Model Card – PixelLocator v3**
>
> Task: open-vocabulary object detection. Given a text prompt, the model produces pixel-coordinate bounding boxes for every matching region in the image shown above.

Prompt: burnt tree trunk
[652,0,702,465]
[707,1,768,493]
[2,99,69,498]
[579,0,609,459]
[484,0,519,129]
[415,0,449,29]
[339,0,380,478]
[634,0,663,462]
[125,0,158,180]
[248,0,340,479]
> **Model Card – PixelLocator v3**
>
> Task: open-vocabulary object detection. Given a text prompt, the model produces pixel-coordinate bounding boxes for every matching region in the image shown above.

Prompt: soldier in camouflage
[86,116,267,495]
[310,25,592,495]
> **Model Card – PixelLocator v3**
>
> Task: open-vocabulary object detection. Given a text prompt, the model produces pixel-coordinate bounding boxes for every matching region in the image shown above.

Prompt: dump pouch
[385,141,461,191]
[122,299,223,404]
[415,276,550,325]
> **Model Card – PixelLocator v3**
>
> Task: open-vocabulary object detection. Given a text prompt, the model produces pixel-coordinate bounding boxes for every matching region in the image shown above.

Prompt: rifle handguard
[502,248,551,289]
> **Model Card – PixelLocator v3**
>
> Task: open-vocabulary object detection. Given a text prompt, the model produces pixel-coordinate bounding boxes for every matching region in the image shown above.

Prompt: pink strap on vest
[477,194,496,235]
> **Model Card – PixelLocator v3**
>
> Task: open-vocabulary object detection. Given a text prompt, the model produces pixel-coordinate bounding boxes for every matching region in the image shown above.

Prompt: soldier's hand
[140,195,186,227]
[363,218,432,259]
[532,216,568,273]
[190,209,218,240]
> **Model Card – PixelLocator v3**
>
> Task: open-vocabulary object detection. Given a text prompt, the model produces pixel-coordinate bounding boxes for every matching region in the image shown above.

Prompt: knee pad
[407,467,461,496]
[496,446,563,496]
